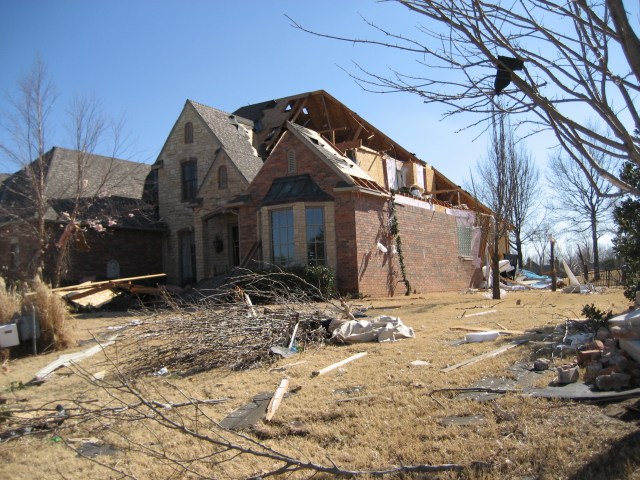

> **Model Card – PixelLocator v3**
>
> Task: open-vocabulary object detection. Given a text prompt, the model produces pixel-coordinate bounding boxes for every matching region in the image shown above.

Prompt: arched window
[184,122,194,144]
[218,165,228,189]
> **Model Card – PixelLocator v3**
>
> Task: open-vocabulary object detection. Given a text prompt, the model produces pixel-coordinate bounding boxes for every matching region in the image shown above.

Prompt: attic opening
[284,103,293,112]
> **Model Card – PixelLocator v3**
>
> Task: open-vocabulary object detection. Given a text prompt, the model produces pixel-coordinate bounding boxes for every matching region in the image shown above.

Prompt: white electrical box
[0,323,20,348]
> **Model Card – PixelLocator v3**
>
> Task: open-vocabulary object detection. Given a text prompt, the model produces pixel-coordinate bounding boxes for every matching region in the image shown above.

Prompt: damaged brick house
[0,147,164,285]
[155,90,495,295]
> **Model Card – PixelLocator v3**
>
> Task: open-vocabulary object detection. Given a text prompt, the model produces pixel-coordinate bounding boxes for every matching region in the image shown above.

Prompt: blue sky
[0,0,550,186]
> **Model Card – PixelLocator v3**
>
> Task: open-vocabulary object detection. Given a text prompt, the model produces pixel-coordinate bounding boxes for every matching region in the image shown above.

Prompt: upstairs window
[457,223,472,257]
[287,150,296,174]
[184,122,194,144]
[181,158,197,201]
[218,165,228,189]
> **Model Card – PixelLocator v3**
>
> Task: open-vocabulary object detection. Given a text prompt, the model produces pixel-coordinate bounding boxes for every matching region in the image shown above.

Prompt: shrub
[233,265,336,303]
[581,303,612,332]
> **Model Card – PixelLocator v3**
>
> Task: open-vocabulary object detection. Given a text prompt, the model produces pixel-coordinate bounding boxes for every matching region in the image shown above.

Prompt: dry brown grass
[2,288,640,479]
[0,277,20,325]
[22,277,74,352]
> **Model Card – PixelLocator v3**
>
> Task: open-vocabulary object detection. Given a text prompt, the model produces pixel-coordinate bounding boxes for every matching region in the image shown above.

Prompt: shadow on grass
[567,430,640,480]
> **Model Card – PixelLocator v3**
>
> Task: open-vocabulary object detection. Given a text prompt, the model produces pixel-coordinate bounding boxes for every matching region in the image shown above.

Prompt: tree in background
[509,145,541,270]
[292,0,640,196]
[469,109,516,299]
[0,57,56,280]
[0,58,137,286]
[547,150,617,280]
[614,162,640,300]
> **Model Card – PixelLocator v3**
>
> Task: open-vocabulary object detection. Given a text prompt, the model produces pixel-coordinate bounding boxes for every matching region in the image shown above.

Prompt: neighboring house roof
[187,100,264,183]
[0,147,156,225]
[48,196,164,230]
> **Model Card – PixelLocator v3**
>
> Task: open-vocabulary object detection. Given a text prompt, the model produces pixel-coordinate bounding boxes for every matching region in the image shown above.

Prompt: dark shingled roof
[0,147,155,223]
[261,174,333,206]
[188,100,264,183]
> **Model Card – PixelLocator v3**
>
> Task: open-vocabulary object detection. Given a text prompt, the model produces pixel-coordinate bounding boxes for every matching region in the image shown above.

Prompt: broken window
[218,165,228,189]
[184,122,194,144]
[181,158,197,201]
[306,207,325,266]
[271,209,294,266]
[287,150,296,174]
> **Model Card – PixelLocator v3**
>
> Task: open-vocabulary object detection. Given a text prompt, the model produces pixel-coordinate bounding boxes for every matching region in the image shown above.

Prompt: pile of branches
[117,270,337,377]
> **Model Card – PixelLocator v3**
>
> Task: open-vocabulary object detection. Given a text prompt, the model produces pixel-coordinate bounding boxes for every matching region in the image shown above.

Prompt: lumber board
[51,273,166,293]
[312,352,367,376]
[441,339,530,373]
[450,326,525,335]
[265,379,289,421]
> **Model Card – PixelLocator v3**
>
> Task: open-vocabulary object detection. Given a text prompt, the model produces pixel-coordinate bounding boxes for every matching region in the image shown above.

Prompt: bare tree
[290,0,640,196]
[509,143,541,269]
[469,108,516,299]
[547,148,617,281]
[0,57,57,279]
[1,59,139,286]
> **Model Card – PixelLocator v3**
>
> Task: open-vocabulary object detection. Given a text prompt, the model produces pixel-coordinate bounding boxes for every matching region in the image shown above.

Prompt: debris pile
[118,305,331,377]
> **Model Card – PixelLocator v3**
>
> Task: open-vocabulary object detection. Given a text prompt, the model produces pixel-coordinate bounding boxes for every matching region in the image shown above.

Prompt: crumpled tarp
[329,315,415,344]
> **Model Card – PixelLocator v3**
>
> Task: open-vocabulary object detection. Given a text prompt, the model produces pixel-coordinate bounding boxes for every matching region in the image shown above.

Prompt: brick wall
[353,196,483,296]
[65,227,164,284]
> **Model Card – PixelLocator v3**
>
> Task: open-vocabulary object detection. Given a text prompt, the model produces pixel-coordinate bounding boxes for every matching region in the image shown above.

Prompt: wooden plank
[51,273,166,293]
[441,339,529,373]
[65,284,114,301]
[312,352,367,377]
[32,335,118,382]
[265,379,289,421]
[450,326,525,335]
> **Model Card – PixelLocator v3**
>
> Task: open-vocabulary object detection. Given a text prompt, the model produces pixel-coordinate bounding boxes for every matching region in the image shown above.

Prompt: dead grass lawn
[1,289,639,479]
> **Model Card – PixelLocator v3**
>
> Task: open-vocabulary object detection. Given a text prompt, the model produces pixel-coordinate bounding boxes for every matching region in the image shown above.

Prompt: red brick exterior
[0,222,163,285]
[238,131,483,297]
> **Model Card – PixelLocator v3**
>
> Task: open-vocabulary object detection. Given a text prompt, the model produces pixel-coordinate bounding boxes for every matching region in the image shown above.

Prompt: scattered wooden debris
[31,335,118,383]
[265,379,289,421]
[450,326,525,335]
[312,352,368,377]
[441,339,530,373]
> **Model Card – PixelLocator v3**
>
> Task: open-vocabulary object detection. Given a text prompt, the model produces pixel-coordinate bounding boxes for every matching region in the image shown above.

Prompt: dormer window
[287,150,296,173]
[184,122,194,144]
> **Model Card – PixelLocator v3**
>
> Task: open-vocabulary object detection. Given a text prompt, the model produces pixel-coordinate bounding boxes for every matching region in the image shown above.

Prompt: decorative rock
[556,364,579,384]
[583,363,603,383]
[595,373,631,391]
[533,358,550,371]
[596,328,611,341]
[602,354,628,371]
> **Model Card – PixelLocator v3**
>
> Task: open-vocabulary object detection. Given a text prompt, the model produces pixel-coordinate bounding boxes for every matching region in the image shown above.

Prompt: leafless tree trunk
[470,106,517,299]
[0,57,56,279]
[290,0,640,196]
